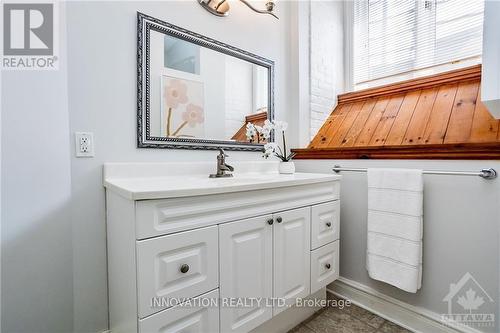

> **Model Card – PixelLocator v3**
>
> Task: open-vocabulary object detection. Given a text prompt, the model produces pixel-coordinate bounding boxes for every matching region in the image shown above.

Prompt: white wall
[1,3,73,332]
[65,1,292,332]
[295,159,500,332]
[288,1,310,148]
[288,0,345,147]
[309,0,345,139]
[1,1,292,332]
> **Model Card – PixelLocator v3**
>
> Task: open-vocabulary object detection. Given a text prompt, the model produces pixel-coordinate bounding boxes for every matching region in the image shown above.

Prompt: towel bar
[332,165,497,180]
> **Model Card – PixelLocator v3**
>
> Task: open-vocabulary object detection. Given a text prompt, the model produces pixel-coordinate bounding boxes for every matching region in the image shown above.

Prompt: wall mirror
[137,12,274,151]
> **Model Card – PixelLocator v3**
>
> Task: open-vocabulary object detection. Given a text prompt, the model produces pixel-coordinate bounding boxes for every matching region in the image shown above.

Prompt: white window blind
[353,0,484,89]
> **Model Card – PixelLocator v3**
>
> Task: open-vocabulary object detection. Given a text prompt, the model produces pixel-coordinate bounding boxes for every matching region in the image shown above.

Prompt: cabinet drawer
[139,289,219,333]
[311,201,339,250]
[136,226,218,318]
[135,181,340,239]
[310,241,339,294]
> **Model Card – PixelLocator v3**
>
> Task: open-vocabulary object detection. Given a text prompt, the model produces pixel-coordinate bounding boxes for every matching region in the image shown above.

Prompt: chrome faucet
[209,148,234,178]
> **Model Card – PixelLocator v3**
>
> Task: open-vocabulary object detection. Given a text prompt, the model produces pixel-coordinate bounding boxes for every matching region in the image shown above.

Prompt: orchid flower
[246,123,257,142]
[248,120,295,162]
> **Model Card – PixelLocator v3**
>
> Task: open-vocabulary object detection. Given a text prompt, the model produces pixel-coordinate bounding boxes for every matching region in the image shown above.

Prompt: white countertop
[103,162,341,200]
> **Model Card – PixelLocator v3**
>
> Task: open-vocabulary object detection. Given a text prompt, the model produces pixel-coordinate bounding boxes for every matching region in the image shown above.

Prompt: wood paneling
[340,99,377,147]
[338,65,481,104]
[354,97,390,146]
[326,101,362,147]
[444,81,480,143]
[469,90,500,143]
[385,90,421,145]
[295,65,500,160]
[309,103,352,148]
[403,87,439,145]
[293,143,500,160]
[308,115,337,148]
[422,83,458,144]
[369,94,405,145]
[319,103,353,148]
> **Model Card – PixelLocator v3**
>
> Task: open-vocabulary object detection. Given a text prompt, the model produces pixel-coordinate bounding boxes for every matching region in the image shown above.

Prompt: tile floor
[288,296,412,333]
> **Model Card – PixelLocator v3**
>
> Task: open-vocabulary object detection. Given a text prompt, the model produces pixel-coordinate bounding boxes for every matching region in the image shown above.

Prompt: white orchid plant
[245,119,272,144]
[246,120,296,162]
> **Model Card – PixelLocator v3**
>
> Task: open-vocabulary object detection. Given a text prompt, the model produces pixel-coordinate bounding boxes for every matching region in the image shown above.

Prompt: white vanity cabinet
[104,163,341,333]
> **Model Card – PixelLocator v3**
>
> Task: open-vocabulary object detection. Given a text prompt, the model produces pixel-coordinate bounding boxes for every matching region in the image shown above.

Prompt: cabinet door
[139,289,219,333]
[273,207,311,315]
[219,215,273,333]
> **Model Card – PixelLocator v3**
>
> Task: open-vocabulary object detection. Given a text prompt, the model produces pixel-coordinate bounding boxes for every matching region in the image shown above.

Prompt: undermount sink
[103,162,341,200]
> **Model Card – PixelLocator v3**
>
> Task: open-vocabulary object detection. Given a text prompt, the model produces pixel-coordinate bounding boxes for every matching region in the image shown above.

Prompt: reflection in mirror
[148,30,270,143]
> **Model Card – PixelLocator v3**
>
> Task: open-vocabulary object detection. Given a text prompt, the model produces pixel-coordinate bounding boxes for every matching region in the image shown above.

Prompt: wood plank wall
[294,65,500,159]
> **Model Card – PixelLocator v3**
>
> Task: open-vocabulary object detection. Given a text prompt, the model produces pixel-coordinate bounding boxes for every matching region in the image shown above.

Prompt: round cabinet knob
[276,217,283,223]
[325,263,331,270]
[326,222,332,227]
[267,218,274,225]
[180,264,190,273]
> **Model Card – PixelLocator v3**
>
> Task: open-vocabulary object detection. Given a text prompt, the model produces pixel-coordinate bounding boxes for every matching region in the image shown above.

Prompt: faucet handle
[218,148,228,157]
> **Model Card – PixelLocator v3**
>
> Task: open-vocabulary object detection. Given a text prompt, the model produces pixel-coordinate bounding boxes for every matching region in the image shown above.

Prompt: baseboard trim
[328,277,484,333]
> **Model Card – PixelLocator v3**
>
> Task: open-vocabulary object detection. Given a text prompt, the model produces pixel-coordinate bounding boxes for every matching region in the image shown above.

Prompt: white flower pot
[279,161,295,174]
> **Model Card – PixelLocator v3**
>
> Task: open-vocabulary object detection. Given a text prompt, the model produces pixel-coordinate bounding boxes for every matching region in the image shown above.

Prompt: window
[351,0,484,90]
[164,36,201,75]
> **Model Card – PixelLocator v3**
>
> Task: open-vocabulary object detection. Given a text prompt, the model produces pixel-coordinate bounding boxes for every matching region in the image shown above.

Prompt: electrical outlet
[75,132,95,157]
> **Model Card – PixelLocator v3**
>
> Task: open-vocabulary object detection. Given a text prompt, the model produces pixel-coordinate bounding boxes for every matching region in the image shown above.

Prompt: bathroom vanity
[104,162,341,333]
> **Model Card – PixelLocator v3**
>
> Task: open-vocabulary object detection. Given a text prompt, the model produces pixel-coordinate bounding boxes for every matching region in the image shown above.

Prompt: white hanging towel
[366,168,423,293]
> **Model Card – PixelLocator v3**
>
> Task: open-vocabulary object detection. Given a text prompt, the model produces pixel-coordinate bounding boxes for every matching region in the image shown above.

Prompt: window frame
[346,0,484,92]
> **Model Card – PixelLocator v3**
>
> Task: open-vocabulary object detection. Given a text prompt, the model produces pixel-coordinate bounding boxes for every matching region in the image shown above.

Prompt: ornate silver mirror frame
[137,12,275,151]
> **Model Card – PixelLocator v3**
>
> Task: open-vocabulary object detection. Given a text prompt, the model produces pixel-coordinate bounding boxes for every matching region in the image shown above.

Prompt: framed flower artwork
[161,75,205,138]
